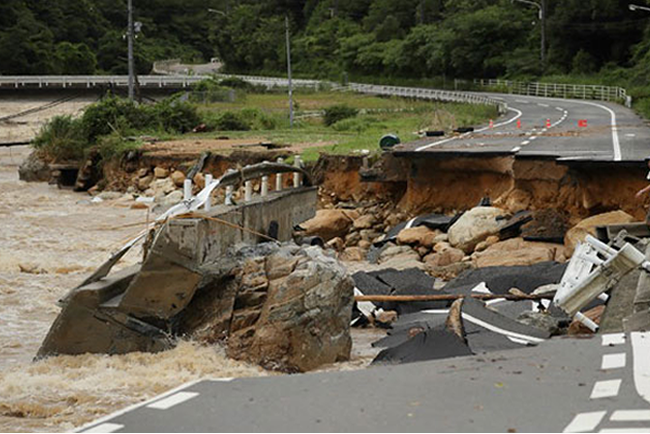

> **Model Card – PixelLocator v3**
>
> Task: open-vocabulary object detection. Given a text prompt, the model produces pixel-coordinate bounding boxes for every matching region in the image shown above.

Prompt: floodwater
[0,143,382,432]
[0,146,272,432]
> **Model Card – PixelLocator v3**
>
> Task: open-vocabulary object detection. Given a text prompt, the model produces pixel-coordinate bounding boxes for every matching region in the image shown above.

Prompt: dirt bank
[388,155,648,224]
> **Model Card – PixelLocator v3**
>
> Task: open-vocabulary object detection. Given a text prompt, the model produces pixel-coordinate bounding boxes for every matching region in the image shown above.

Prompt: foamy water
[0,145,382,432]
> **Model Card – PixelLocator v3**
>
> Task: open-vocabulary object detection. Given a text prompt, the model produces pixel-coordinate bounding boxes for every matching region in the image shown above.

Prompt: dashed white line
[415,107,523,151]
[83,424,124,433]
[538,103,550,107]
[511,146,521,152]
[530,136,538,141]
[521,140,530,145]
[610,410,650,421]
[556,107,565,111]
[602,333,626,346]
[563,411,607,433]
[147,392,199,410]
[516,99,529,103]
[590,379,622,399]
[601,353,626,370]
[631,332,650,404]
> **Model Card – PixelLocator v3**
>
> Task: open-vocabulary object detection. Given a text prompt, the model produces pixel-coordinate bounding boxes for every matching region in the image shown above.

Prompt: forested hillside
[2,0,650,88]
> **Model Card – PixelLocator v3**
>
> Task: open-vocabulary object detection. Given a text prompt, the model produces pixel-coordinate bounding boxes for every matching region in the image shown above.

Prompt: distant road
[397,92,650,163]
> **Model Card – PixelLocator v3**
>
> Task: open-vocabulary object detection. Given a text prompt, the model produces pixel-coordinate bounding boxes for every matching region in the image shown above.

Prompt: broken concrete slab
[372,327,473,365]
[443,262,567,296]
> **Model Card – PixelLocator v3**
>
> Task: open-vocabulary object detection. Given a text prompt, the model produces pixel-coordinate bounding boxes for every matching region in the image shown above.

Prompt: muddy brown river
[0,143,381,432]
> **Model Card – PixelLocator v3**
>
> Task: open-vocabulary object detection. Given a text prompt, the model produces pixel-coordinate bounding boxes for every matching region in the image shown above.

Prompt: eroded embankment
[319,154,649,225]
[38,146,650,225]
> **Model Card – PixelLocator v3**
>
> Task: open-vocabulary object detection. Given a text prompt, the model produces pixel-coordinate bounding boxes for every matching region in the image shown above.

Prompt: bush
[81,95,153,142]
[239,108,278,130]
[209,110,251,131]
[150,99,201,133]
[33,115,86,161]
[97,132,142,162]
[219,77,255,90]
[323,104,359,126]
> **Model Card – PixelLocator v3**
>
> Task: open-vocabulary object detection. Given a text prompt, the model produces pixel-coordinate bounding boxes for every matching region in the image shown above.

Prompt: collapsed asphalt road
[78,332,650,433]
[398,93,650,163]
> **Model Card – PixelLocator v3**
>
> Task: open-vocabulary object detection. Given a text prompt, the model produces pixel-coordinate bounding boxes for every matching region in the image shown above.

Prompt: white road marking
[631,332,650,404]
[516,99,529,103]
[530,136,538,141]
[601,353,626,370]
[74,378,210,432]
[568,100,621,161]
[511,146,521,152]
[521,141,530,145]
[83,424,124,433]
[626,133,636,137]
[538,103,550,107]
[147,392,199,410]
[563,411,607,433]
[461,312,545,344]
[610,410,650,421]
[415,107,523,151]
[542,128,548,132]
[602,333,626,346]
[600,429,650,433]
[556,107,565,111]
[590,379,622,399]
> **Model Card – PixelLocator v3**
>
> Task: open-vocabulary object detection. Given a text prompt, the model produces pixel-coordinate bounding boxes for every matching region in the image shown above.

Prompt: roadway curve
[398,93,650,163]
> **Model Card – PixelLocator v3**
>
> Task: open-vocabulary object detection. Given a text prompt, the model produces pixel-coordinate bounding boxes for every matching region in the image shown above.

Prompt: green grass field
[191,90,497,161]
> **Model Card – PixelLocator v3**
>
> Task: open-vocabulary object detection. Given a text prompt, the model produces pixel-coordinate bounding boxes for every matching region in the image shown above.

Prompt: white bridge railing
[347,82,508,114]
[472,78,631,106]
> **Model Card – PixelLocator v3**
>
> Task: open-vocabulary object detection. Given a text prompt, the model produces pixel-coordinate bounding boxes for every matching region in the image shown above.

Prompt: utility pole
[540,0,546,71]
[512,0,546,72]
[127,0,135,101]
[285,15,294,129]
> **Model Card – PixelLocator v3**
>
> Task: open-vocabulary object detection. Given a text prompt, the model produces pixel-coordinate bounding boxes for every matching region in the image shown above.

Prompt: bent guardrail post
[554,235,647,331]
[204,174,213,212]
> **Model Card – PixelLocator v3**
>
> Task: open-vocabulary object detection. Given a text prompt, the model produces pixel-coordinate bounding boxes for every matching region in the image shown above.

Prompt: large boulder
[448,207,508,253]
[396,226,439,248]
[300,209,356,241]
[18,151,51,182]
[223,245,354,372]
[564,210,636,254]
[471,237,564,268]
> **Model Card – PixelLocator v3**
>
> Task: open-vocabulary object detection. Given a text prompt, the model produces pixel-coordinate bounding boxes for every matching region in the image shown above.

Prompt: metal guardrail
[472,78,631,107]
[0,74,505,111]
[347,83,508,113]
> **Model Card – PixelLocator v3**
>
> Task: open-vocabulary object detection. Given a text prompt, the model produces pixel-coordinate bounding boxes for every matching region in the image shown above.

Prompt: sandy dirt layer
[0,146,382,432]
[140,137,337,158]
[0,94,96,143]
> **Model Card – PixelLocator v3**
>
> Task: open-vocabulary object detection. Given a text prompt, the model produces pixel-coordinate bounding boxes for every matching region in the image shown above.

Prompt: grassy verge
[195,91,496,161]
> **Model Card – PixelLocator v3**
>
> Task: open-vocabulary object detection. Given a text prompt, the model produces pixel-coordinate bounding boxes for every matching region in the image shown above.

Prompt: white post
[225,186,234,205]
[293,156,301,188]
[183,179,192,201]
[276,157,283,191]
[261,176,269,196]
[204,174,213,212]
[245,180,253,202]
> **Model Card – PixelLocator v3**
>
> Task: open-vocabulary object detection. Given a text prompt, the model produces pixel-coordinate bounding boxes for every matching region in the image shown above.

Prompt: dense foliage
[33,95,200,161]
[2,0,650,81]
